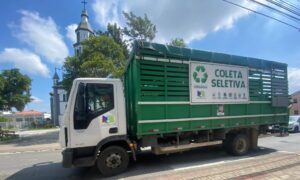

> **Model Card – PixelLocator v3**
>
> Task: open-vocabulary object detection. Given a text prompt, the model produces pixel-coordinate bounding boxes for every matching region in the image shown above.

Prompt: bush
[0,117,10,122]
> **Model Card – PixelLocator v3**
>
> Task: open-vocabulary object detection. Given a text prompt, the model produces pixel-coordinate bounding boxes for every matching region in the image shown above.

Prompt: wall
[290,92,300,115]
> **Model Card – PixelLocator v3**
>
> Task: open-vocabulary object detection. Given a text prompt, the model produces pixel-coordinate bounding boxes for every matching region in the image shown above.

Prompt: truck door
[70,82,120,148]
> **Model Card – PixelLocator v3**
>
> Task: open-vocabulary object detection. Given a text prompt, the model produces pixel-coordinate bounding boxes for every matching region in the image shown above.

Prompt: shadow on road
[7,161,91,180]
[6,145,277,180]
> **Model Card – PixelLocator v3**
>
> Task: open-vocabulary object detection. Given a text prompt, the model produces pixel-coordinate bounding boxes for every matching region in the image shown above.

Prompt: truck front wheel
[97,146,129,176]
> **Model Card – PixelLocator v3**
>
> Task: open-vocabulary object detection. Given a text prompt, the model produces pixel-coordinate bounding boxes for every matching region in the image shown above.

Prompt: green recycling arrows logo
[193,65,208,83]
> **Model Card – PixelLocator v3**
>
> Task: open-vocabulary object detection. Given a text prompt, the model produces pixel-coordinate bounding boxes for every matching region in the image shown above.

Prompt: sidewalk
[0,143,60,154]
[0,128,61,153]
[127,151,300,180]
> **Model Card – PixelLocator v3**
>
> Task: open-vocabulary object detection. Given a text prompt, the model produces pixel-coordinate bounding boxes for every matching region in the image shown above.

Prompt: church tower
[50,0,94,127]
[74,0,94,55]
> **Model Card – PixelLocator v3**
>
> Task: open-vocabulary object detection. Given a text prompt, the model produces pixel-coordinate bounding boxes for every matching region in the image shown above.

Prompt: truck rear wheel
[97,146,129,176]
[231,134,249,156]
[225,134,249,156]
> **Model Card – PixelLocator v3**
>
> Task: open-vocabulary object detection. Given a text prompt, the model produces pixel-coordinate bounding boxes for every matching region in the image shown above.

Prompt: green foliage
[97,23,129,57]
[0,135,18,142]
[62,56,81,93]
[0,116,10,122]
[62,36,126,92]
[62,12,157,92]
[123,11,157,42]
[0,69,31,111]
[169,38,187,48]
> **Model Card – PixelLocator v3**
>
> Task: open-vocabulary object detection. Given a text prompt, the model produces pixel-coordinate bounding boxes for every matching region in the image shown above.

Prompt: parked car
[288,115,300,133]
[267,124,280,133]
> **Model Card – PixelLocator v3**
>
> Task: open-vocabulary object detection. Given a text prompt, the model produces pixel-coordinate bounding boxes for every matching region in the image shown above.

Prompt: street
[0,133,299,180]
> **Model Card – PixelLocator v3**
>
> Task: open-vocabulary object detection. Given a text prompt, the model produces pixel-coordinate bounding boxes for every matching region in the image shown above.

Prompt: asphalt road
[0,133,299,180]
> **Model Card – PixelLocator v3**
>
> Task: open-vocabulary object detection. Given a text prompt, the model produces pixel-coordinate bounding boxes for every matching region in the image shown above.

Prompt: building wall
[77,30,90,43]
[1,113,45,130]
[58,89,67,116]
[290,92,300,115]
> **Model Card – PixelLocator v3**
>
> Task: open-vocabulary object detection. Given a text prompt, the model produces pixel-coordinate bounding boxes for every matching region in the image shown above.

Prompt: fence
[0,121,34,130]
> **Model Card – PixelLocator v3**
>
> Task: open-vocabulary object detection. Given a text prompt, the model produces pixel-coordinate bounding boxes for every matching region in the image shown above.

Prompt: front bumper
[62,148,73,168]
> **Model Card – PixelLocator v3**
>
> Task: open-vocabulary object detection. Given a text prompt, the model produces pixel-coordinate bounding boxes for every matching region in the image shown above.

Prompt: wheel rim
[106,153,122,169]
[236,138,246,153]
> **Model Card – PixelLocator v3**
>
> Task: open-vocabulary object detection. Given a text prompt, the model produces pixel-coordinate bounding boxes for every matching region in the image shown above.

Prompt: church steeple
[74,0,94,55]
[53,68,59,86]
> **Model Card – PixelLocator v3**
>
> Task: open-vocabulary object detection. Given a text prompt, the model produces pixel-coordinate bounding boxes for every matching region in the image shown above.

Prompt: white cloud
[66,24,77,43]
[92,0,257,43]
[11,10,69,64]
[0,48,50,77]
[30,96,43,103]
[92,0,122,28]
[288,67,300,94]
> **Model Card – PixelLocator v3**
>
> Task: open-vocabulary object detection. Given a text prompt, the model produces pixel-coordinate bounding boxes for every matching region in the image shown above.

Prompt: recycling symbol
[193,65,208,83]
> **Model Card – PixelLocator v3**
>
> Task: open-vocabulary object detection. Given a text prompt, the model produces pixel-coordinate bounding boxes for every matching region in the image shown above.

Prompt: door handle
[109,127,118,134]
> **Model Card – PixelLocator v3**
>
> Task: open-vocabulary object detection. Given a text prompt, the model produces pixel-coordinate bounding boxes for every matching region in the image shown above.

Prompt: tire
[97,146,129,177]
[226,134,249,156]
[294,126,299,133]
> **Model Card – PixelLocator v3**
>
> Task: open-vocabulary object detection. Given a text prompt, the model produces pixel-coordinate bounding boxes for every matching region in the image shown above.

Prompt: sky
[0,0,300,113]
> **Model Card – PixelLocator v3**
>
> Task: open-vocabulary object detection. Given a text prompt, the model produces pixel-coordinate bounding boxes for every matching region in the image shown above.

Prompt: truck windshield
[74,83,114,129]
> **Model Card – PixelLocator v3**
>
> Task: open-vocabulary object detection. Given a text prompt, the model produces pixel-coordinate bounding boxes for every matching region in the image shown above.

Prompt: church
[50,3,94,126]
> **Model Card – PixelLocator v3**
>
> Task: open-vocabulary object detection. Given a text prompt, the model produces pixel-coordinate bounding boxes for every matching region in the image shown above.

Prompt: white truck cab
[59,78,131,176]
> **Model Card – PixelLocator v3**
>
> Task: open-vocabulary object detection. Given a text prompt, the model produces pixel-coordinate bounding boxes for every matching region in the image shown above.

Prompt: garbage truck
[59,41,289,176]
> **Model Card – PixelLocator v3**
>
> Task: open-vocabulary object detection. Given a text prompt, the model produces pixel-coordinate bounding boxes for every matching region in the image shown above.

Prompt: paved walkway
[126,151,300,180]
[0,128,61,153]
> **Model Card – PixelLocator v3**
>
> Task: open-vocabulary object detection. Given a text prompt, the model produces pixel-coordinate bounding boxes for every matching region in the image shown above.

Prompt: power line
[223,0,300,30]
[278,0,300,11]
[248,0,300,22]
[267,0,300,17]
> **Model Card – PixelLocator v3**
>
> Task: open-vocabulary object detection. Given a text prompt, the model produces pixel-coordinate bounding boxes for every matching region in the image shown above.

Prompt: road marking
[0,148,60,155]
[278,150,297,154]
[173,157,255,171]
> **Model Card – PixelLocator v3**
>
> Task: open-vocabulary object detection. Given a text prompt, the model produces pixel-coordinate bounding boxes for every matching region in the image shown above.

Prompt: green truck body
[125,41,289,138]
[61,41,289,176]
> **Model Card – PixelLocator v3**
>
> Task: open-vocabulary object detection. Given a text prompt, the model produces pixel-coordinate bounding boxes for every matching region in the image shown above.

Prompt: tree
[62,36,126,92]
[169,38,187,48]
[62,56,81,93]
[0,69,31,111]
[123,11,157,42]
[97,23,129,57]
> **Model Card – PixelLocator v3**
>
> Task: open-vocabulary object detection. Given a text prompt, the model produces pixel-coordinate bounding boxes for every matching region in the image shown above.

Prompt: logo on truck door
[102,115,115,124]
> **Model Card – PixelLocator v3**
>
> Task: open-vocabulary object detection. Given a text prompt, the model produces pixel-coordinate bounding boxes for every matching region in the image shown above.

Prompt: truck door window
[74,83,114,129]
[74,83,87,129]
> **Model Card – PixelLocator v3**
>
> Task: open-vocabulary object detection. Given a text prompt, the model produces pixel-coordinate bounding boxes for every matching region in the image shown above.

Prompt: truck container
[59,41,289,176]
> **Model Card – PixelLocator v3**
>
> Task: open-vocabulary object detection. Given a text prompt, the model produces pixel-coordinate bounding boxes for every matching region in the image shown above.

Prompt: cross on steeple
[81,0,87,10]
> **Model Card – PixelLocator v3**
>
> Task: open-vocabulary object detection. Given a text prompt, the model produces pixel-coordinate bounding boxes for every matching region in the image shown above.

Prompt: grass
[28,126,56,131]
[2,128,17,131]
[0,116,10,123]
[0,135,18,142]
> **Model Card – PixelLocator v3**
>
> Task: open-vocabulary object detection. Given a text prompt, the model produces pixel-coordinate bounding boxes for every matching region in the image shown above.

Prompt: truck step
[73,157,95,167]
